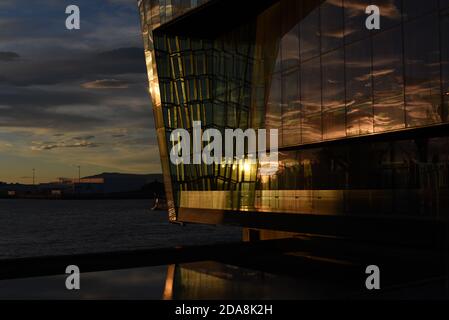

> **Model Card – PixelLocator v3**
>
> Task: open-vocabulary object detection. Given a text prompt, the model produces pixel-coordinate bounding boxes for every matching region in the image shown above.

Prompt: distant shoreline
[0,194,162,200]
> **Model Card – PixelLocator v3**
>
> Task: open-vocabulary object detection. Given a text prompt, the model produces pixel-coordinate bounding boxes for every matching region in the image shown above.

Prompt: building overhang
[153,0,280,38]
[178,207,449,247]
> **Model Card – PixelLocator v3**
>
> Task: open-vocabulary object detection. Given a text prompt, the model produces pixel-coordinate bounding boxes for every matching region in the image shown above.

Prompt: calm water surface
[0,199,241,259]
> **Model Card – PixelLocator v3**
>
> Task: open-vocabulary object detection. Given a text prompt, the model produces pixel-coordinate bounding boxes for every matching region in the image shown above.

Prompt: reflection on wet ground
[0,258,447,300]
[170,261,448,300]
[0,265,168,300]
[167,261,358,300]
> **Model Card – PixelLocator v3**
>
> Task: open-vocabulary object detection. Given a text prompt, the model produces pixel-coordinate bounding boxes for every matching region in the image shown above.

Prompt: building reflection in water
[163,261,324,300]
[161,258,448,300]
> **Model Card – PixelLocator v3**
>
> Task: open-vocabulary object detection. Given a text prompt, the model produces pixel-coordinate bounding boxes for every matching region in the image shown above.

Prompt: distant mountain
[84,172,162,180]
[83,172,163,193]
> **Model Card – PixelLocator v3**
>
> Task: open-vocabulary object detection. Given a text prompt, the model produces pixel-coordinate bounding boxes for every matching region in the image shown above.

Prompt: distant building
[0,173,163,197]
[0,183,35,197]
[82,173,162,194]
[51,190,62,196]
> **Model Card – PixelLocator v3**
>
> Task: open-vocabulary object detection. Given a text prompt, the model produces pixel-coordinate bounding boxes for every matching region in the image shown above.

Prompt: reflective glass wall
[139,0,449,220]
[138,0,210,219]
[267,0,449,147]
[154,25,257,206]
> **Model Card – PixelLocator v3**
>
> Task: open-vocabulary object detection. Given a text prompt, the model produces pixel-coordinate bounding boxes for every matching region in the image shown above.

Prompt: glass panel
[269,3,283,74]
[182,52,193,76]
[301,55,322,143]
[321,0,344,53]
[266,73,282,133]
[323,107,346,140]
[404,14,442,127]
[194,51,206,76]
[172,0,194,18]
[156,51,170,78]
[281,0,300,70]
[403,0,438,20]
[213,103,225,126]
[322,48,345,111]
[274,49,283,74]
[346,105,374,136]
[281,25,300,70]
[377,0,402,29]
[344,0,371,43]
[322,48,345,140]
[302,112,322,143]
[346,38,374,136]
[372,27,405,132]
[442,9,449,122]
[282,68,301,146]
[300,6,320,61]
[301,57,322,114]
[149,0,161,26]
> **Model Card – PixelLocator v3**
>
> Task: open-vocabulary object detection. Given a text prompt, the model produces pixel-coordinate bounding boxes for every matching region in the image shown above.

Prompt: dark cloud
[0,47,145,87]
[97,47,145,60]
[0,51,20,61]
[0,0,160,180]
[0,110,103,131]
[1,87,102,107]
[0,85,153,135]
[119,135,158,146]
[106,0,137,5]
[0,88,103,130]
[31,139,99,151]
[74,135,95,140]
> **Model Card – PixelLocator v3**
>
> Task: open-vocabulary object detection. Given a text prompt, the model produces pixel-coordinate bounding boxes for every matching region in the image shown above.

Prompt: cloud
[1,87,101,107]
[0,87,106,131]
[0,74,152,133]
[31,139,99,151]
[0,47,146,87]
[106,0,136,5]
[0,0,160,181]
[97,47,144,60]
[74,135,95,140]
[0,141,13,151]
[0,51,20,61]
[0,1,14,8]
[81,79,129,89]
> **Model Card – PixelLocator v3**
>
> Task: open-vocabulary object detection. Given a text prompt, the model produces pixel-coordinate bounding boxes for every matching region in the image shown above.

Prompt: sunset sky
[0,0,160,184]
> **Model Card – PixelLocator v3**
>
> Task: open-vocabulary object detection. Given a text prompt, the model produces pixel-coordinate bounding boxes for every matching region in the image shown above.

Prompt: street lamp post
[76,165,81,196]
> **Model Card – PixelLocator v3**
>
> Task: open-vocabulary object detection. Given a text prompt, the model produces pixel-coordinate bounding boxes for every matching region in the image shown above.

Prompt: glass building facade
[139,0,449,237]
